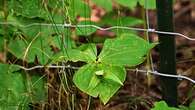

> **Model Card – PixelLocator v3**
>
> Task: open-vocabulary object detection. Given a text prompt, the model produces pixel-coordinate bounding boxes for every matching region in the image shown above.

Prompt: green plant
[92,0,156,11]
[52,34,156,104]
[151,101,179,110]
[0,64,46,109]
[0,0,157,108]
[151,100,195,110]
[179,100,195,110]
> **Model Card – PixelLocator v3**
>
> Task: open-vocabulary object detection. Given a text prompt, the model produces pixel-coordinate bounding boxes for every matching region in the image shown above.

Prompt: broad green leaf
[178,100,195,110]
[78,43,97,60]
[76,21,97,36]
[30,75,47,102]
[92,0,112,12]
[0,36,4,51]
[151,101,179,110]
[51,33,75,49]
[115,0,138,9]
[0,63,20,73]
[30,38,53,64]
[99,13,143,36]
[49,13,66,23]
[0,63,46,109]
[179,105,189,110]
[73,63,126,104]
[114,30,138,39]
[189,100,195,110]
[0,64,25,108]
[97,65,126,104]
[8,0,67,22]
[104,72,123,85]
[21,24,66,41]
[100,14,143,36]
[0,15,20,39]
[87,74,101,95]
[8,37,53,65]
[6,15,69,40]
[48,0,64,9]
[0,1,3,10]
[52,49,93,63]
[101,13,143,26]
[52,43,97,63]
[9,0,47,18]
[138,0,156,9]
[97,80,111,104]
[98,34,156,67]
[0,72,28,110]
[69,0,91,20]
[5,8,73,65]
[0,23,3,33]
[73,64,99,97]
[116,17,143,26]
[8,39,26,59]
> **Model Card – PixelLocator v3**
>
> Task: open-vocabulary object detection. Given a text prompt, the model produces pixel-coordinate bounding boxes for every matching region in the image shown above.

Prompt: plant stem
[156,0,178,107]
[3,0,8,63]
[141,6,153,87]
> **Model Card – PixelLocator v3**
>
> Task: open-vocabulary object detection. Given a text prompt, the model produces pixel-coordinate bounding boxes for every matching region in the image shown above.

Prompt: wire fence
[1,22,195,41]
[1,0,195,85]
[17,65,195,84]
[1,22,195,83]
[0,22,195,41]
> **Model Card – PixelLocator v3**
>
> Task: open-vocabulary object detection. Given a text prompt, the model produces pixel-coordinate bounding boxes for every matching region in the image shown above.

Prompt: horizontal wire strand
[17,65,79,70]
[16,65,195,84]
[0,22,195,41]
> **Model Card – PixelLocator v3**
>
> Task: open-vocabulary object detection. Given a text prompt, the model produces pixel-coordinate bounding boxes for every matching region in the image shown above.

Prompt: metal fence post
[156,0,178,107]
